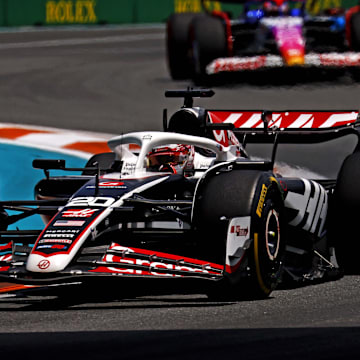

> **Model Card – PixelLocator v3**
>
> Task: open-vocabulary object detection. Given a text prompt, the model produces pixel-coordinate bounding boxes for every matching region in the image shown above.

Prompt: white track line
[0,33,165,50]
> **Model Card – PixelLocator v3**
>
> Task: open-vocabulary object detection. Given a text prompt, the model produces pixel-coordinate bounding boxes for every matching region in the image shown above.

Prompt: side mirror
[32,159,66,170]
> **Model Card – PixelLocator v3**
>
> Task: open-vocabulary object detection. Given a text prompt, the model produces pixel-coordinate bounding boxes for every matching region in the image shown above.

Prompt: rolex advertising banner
[0,0,358,27]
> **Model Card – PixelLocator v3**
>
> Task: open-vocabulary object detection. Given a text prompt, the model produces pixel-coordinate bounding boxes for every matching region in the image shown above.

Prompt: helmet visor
[148,153,183,167]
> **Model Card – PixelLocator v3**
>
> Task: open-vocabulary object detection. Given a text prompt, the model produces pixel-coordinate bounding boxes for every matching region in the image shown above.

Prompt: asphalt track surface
[1,25,360,358]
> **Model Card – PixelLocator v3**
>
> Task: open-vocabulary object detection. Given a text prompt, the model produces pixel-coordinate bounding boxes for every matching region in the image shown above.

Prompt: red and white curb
[0,123,115,158]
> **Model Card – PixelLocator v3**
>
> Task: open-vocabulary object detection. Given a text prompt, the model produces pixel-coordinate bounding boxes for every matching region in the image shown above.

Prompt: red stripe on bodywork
[0,283,30,293]
[0,242,12,251]
[108,245,223,270]
[89,244,224,277]
[211,56,267,73]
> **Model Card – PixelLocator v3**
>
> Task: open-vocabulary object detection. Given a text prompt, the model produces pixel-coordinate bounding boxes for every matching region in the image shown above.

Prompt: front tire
[250,198,282,297]
[194,169,284,299]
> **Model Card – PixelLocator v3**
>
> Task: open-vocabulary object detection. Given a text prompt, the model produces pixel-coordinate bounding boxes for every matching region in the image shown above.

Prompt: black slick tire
[166,13,198,80]
[351,12,360,50]
[329,151,360,273]
[189,15,227,80]
[194,169,284,300]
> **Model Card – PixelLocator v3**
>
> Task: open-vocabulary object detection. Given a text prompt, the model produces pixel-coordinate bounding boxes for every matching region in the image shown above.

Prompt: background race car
[166,0,360,80]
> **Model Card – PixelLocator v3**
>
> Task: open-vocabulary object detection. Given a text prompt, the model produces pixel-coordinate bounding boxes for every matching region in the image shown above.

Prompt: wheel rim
[265,209,280,261]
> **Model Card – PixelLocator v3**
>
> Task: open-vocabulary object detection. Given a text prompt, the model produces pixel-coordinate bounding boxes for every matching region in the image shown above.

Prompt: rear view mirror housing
[32,159,66,170]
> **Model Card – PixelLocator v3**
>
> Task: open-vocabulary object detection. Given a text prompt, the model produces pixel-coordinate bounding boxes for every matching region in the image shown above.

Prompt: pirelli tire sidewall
[246,174,285,298]
[195,169,285,299]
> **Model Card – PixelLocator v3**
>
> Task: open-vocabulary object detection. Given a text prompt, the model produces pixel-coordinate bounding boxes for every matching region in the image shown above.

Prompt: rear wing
[164,88,360,168]
[206,109,360,168]
[207,110,360,144]
[164,88,360,142]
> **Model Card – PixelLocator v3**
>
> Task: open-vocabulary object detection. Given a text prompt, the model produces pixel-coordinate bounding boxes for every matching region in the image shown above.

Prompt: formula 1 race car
[166,0,360,80]
[0,89,357,300]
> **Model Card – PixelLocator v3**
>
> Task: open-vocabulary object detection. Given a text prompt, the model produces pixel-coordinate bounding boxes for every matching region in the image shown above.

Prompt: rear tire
[351,12,360,50]
[166,13,198,80]
[349,12,360,80]
[194,169,284,299]
[189,15,227,80]
[329,151,360,273]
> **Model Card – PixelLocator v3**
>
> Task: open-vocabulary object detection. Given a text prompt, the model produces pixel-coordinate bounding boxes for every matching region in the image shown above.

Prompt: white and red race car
[0,89,357,300]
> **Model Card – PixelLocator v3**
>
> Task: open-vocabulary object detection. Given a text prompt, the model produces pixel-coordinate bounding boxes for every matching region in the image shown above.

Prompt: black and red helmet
[147,144,195,175]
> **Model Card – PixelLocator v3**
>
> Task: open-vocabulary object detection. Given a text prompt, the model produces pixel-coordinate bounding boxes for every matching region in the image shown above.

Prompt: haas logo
[62,208,97,218]
[100,181,124,186]
[213,130,228,146]
[38,259,50,269]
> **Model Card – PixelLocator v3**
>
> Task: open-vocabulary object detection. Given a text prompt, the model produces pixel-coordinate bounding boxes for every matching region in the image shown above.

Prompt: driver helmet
[147,144,195,175]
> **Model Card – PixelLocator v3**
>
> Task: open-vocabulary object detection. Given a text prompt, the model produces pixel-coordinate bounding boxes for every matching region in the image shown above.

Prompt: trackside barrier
[0,0,5,26]
[0,0,359,27]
